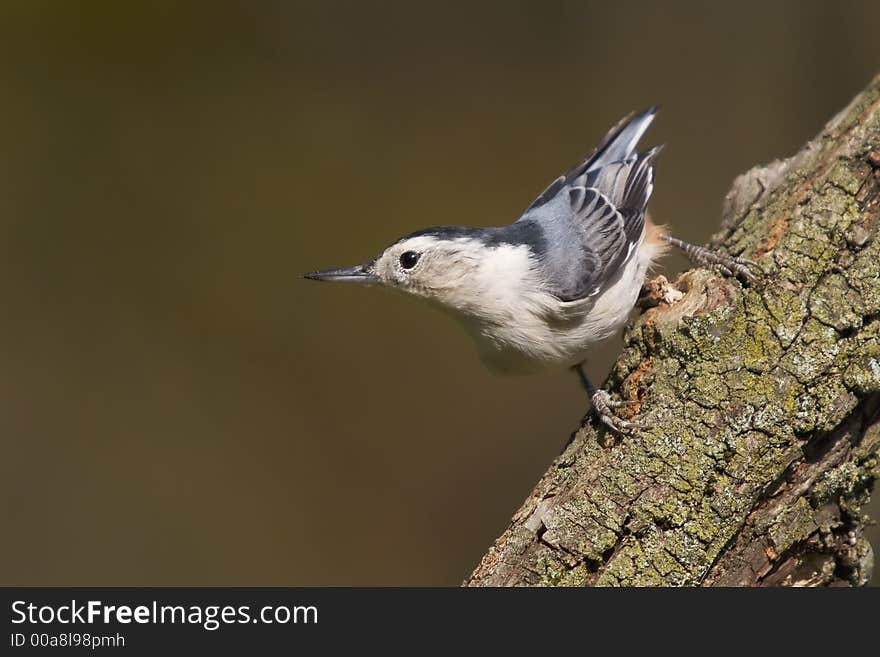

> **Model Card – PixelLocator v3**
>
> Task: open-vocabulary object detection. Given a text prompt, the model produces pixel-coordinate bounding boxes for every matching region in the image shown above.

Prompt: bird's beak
[303,262,378,284]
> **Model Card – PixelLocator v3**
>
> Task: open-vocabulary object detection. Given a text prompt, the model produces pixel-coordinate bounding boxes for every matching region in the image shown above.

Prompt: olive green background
[1,2,878,585]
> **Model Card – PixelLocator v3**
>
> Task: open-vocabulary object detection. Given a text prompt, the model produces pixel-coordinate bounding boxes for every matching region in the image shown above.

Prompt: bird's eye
[399,251,420,270]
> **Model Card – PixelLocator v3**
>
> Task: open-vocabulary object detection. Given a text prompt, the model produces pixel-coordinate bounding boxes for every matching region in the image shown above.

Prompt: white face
[371,235,480,302]
[306,231,541,322]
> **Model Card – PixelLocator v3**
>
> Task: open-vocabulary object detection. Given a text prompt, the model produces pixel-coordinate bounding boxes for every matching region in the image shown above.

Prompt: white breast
[460,233,662,375]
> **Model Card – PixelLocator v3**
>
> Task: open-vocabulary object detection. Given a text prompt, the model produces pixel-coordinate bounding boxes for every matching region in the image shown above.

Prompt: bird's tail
[523,107,660,213]
[585,106,658,172]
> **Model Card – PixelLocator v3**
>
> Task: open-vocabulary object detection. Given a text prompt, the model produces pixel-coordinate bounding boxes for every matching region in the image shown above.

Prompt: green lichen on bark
[467,74,880,587]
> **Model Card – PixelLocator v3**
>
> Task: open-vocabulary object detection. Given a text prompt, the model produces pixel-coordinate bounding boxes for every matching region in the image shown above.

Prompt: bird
[304,108,755,432]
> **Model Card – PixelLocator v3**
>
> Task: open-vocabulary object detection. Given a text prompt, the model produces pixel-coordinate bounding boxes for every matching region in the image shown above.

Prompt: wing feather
[515,110,662,302]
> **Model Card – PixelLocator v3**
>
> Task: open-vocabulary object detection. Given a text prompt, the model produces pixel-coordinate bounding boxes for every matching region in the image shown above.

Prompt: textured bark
[466,74,880,587]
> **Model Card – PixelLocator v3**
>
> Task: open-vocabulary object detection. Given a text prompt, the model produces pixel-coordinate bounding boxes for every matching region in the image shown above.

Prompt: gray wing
[516,108,662,302]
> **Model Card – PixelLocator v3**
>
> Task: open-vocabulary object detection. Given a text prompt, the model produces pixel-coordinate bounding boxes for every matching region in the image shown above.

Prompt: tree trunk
[466,74,880,587]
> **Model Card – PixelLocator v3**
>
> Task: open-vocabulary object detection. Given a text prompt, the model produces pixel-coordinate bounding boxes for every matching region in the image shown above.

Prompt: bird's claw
[591,389,644,434]
[717,256,760,282]
[689,245,760,283]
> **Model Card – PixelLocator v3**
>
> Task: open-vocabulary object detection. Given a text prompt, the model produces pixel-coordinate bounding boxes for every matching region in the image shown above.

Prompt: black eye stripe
[399,251,420,269]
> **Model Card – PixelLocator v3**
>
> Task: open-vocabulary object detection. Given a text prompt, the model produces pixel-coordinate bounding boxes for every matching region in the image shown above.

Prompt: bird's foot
[666,236,759,282]
[591,389,644,434]
[689,246,758,281]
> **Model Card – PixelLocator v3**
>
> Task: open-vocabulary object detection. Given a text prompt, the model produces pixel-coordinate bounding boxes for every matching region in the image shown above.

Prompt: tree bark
[466,74,880,587]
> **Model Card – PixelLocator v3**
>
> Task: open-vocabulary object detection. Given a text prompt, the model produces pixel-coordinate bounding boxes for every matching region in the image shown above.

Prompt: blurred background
[1,1,878,586]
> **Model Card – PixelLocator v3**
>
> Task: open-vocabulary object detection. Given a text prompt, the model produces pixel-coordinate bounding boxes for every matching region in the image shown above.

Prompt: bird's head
[305,227,534,319]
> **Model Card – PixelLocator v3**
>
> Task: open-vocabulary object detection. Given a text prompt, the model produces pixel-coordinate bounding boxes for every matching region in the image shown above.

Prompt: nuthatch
[305,109,754,432]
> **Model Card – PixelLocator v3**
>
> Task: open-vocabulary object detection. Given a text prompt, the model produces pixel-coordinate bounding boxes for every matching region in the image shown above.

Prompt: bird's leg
[664,235,758,282]
[574,364,641,434]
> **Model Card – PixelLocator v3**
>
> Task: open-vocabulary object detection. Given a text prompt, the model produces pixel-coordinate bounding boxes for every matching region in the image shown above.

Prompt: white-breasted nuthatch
[305,109,754,432]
